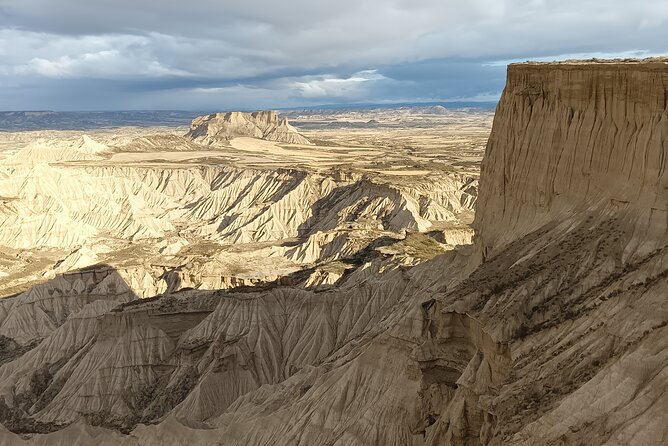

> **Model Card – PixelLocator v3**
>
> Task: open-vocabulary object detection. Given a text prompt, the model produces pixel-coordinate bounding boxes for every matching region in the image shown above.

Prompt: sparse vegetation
[394,232,447,260]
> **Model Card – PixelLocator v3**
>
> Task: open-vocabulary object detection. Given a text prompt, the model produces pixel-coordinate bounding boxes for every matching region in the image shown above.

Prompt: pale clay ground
[0,108,492,296]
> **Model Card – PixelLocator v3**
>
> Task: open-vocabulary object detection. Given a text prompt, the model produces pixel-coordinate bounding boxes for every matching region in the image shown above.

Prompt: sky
[0,0,666,111]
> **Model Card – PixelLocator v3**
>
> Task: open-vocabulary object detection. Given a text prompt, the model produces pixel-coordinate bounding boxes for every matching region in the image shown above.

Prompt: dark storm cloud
[0,0,666,110]
[377,59,506,101]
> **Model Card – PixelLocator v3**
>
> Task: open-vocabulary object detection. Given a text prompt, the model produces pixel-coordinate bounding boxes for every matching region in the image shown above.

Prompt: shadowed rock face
[421,59,668,445]
[474,59,668,262]
[414,310,511,445]
[0,60,666,445]
[185,111,313,145]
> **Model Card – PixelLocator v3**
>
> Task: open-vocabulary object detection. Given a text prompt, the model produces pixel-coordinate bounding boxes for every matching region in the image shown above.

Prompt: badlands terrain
[0,58,666,446]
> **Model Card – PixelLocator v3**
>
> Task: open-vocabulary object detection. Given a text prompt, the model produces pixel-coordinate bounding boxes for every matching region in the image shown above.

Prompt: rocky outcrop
[474,59,668,262]
[185,111,313,145]
[425,59,668,445]
[414,311,511,444]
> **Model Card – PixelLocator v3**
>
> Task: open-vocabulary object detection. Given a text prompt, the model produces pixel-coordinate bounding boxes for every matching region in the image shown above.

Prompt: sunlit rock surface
[186,111,313,145]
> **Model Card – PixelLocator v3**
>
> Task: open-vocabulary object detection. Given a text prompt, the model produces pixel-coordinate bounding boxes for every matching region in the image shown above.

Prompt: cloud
[484,49,667,67]
[290,71,387,99]
[25,51,188,78]
[0,0,666,109]
[0,31,195,79]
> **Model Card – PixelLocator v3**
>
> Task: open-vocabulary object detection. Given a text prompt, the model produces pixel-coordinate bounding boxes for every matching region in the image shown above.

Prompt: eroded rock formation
[185,111,312,145]
[0,59,665,445]
[474,59,667,262]
[423,59,668,444]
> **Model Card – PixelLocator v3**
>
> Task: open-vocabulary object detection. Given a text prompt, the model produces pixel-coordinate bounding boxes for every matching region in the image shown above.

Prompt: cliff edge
[474,58,667,262]
[419,59,668,445]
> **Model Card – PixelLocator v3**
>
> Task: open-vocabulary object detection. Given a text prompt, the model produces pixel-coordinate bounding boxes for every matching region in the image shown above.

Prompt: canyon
[0,59,665,445]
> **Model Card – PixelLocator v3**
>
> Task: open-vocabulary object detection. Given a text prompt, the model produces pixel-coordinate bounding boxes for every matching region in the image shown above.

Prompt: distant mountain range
[0,102,497,131]
[0,110,200,131]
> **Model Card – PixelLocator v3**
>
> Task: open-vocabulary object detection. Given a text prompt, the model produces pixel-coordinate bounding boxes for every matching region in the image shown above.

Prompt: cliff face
[474,60,667,261]
[185,111,313,145]
[420,60,668,445]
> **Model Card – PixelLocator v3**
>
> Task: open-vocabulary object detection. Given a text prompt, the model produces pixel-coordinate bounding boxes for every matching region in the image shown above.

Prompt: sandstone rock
[185,111,313,145]
[474,59,668,263]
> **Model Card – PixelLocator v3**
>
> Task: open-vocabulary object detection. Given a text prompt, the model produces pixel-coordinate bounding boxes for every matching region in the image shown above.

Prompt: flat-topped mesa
[185,110,313,145]
[473,58,668,262]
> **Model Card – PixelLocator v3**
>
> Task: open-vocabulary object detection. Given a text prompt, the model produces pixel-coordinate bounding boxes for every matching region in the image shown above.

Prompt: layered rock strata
[424,59,668,444]
[474,59,667,262]
[185,111,312,145]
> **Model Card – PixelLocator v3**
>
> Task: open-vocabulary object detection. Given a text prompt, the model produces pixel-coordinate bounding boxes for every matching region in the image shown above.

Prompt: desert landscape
[0,106,491,298]
[0,58,665,445]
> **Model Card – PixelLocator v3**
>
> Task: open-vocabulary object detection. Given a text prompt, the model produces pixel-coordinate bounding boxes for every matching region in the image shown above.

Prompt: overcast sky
[0,0,666,110]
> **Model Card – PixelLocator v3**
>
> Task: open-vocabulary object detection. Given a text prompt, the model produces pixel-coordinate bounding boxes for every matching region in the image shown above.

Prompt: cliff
[185,111,313,145]
[474,59,667,261]
[420,59,668,445]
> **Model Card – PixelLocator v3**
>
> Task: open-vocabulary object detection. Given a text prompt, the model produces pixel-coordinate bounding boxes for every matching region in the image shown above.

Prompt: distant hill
[0,104,497,131]
[0,111,200,131]
[185,111,312,145]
